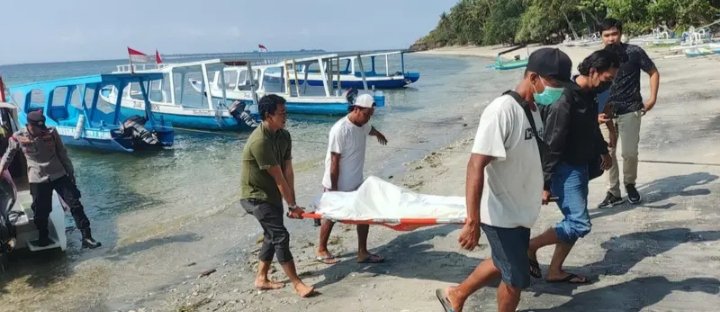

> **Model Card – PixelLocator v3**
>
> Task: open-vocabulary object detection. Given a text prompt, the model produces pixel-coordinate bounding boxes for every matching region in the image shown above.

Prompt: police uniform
[0,111,100,248]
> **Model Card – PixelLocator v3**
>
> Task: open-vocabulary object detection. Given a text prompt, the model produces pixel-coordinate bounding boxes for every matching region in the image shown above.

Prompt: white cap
[353,93,375,108]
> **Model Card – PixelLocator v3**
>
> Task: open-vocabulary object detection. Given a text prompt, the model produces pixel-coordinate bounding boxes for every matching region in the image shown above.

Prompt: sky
[0,0,457,65]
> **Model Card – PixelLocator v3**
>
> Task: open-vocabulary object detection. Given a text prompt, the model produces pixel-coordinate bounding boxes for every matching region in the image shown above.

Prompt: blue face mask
[533,78,564,106]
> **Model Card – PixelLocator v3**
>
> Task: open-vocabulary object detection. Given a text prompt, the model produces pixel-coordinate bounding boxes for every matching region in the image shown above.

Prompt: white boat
[109,59,261,131]
[270,51,419,89]
[189,53,386,115]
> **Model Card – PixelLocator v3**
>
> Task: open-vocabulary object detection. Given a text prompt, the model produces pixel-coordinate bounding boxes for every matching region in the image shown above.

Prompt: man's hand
[600,153,612,170]
[541,190,552,205]
[287,206,305,219]
[458,221,481,251]
[375,132,388,145]
[598,113,611,124]
[608,130,618,148]
[642,98,656,114]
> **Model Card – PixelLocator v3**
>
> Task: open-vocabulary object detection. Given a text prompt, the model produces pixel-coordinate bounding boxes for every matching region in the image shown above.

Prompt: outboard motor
[228,100,259,128]
[121,116,160,146]
[343,88,359,105]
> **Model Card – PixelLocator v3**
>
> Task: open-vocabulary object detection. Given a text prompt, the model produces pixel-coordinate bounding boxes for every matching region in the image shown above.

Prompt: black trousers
[241,199,293,263]
[30,175,91,239]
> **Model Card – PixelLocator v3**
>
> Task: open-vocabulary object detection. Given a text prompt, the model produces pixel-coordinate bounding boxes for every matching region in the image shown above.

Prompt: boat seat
[48,106,69,121]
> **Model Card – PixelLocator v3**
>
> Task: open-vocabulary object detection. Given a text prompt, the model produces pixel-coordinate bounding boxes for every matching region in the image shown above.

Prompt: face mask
[532,78,564,106]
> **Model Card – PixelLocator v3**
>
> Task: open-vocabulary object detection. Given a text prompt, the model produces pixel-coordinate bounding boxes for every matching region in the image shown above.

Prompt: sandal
[546,273,590,284]
[357,254,384,264]
[529,258,542,278]
[315,254,340,264]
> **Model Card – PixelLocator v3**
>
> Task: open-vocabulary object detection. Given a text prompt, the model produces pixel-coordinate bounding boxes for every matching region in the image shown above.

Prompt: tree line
[411,0,720,50]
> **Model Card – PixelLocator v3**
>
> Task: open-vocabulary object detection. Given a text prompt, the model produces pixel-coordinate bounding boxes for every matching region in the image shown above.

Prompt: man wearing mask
[0,110,101,249]
[436,48,570,312]
[597,18,660,208]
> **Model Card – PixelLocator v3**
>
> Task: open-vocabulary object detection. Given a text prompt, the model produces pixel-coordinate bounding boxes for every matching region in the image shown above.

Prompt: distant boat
[8,73,174,152]
[277,51,420,89]
[494,45,529,71]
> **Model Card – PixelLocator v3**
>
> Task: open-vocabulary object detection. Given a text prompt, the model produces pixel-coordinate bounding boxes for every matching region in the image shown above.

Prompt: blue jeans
[552,162,592,244]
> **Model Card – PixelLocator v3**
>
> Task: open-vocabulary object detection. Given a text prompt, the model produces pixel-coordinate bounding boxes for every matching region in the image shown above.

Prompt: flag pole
[128,47,135,74]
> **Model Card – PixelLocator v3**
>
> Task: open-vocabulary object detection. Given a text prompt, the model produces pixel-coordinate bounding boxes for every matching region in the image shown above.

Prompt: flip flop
[315,254,340,264]
[435,288,456,312]
[529,258,542,278]
[357,254,384,264]
[546,273,590,284]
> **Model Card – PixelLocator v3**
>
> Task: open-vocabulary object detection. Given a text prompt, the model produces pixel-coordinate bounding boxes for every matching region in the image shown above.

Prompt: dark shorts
[241,198,293,263]
[481,223,531,289]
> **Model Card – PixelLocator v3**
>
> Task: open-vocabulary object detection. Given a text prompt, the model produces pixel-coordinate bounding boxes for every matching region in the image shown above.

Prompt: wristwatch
[288,204,299,210]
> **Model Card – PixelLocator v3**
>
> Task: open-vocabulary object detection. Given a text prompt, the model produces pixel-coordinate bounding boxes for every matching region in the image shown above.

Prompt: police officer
[0,110,101,249]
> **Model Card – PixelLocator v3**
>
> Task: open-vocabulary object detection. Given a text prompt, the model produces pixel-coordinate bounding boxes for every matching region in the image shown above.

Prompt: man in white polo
[315,93,388,264]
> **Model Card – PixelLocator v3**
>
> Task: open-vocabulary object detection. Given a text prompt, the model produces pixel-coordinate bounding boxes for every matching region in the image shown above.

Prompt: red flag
[155,50,163,64]
[127,47,150,63]
[258,44,268,51]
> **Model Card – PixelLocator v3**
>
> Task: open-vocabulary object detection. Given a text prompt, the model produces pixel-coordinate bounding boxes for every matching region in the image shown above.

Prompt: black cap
[526,48,572,82]
[27,110,47,129]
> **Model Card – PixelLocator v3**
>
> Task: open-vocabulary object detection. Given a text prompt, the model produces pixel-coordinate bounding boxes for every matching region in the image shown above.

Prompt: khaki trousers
[600,111,642,197]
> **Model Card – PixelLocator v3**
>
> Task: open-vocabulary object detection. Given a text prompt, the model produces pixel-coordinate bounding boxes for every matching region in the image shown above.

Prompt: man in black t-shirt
[598,18,661,208]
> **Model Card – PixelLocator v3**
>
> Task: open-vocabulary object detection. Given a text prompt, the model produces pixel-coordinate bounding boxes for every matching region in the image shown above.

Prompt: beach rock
[233,288,239,293]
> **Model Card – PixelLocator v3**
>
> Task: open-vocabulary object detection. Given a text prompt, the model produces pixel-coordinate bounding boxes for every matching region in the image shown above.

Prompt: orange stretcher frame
[302,212,466,231]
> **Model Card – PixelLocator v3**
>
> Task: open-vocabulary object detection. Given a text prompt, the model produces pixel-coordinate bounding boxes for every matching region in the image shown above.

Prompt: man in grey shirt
[0,110,101,248]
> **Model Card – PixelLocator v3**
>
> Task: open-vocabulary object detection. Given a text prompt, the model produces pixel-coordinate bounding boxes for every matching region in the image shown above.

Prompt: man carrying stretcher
[315,93,388,264]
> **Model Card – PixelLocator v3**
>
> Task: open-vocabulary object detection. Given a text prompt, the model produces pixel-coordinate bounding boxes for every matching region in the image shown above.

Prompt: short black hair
[258,94,286,120]
[578,50,621,75]
[599,18,623,33]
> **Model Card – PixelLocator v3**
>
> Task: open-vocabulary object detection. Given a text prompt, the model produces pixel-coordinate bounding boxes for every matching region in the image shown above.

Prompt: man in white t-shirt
[436,48,572,312]
[316,93,388,264]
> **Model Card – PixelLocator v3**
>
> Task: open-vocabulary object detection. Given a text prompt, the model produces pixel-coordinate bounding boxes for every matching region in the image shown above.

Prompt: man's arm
[542,93,572,192]
[369,126,387,145]
[644,67,660,112]
[0,136,19,173]
[282,159,295,201]
[459,153,494,251]
[53,130,74,176]
[329,152,341,191]
[266,165,298,209]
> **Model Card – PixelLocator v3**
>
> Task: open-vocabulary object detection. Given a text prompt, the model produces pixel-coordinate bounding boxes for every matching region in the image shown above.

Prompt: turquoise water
[0,52,526,240]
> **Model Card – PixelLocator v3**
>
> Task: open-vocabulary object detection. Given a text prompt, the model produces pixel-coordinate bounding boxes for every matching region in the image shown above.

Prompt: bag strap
[503,90,542,149]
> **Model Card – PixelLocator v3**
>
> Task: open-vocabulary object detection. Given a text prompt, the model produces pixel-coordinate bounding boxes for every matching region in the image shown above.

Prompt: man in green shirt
[240,94,315,298]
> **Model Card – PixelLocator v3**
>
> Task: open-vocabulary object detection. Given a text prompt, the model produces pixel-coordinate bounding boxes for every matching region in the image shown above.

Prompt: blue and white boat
[109,59,261,131]
[190,54,386,115]
[279,51,419,89]
[8,73,174,152]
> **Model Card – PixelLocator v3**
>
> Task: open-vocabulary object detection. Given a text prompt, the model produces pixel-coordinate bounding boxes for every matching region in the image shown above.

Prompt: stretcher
[302,176,467,231]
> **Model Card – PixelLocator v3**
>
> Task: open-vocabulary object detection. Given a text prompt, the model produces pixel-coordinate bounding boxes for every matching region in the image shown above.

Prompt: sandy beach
[2,44,720,311]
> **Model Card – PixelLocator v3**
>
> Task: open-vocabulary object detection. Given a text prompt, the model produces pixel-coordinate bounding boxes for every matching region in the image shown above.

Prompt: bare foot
[254,279,285,290]
[294,283,316,298]
[445,286,465,312]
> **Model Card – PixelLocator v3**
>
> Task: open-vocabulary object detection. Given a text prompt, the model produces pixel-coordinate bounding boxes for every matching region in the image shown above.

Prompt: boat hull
[290,72,420,89]
[55,125,174,153]
[120,106,255,131]
[494,60,529,70]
